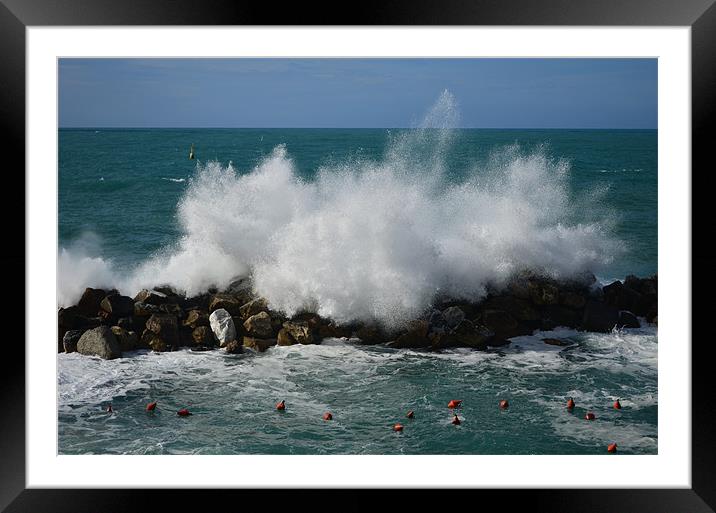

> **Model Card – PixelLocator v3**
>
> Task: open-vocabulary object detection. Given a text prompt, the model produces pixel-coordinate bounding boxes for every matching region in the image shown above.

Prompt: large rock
[192,326,215,346]
[133,302,161,317]
[317,322,352,339]
[209,294,243,316]
[582,301,620,332]
[602,280,643,313]
[243,336,277,352]
[238,298,269,320]
[159,303,184,318]
[617,310,640,329]
[281,320,315,345]
[225,339,243,354]
[431,320,493,350]
[183,309,209,329]
[355,325,386,345]
[145,313,179,349]
[243,311,274,338]
[441,307,465,330]
[388,320,430,349]
[77,288,106,317]
[62,329,85,353]
[111,326,138,352]
[481,309,526,339]
[540,305,582,330]
[277,328,296,346]
[76,326,121,359]
[140,329,170,352]
[100,294,135,319]
[483,296,541,323]
[133,289,168,305]
[559,291,587,309]
[209,308,237,347]
[528,280,560,305]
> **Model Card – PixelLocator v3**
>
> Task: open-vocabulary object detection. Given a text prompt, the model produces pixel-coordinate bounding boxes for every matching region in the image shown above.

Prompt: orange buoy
[393,423,404,432]
[585,412,595,421]
[177,408,192,417]
[106,404,113,413]
[499,400,509,410]
[276,400,286,411]
[323,412,333,421]
[447,400,462,409]
[451,414,461,425]
[406,410,415,419]
[146,401,157,412]
[613,399,622,410]
[567,398,575,410]
[607,442,618,453]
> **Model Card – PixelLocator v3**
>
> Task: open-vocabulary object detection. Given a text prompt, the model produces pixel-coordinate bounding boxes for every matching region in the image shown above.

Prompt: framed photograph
[4,0,713,511]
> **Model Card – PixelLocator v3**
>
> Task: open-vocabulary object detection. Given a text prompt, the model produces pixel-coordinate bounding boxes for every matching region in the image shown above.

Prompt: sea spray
[58,92,620,326]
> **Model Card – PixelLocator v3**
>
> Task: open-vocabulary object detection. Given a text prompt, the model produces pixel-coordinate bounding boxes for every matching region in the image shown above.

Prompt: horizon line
[58,126,658,130]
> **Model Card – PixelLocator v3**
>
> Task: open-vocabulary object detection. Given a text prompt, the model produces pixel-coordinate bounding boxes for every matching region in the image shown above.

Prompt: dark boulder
[111,326,138,352]
[183,309,209,329]
[243,311,274,338]
[62,329,85,353]
[528,279,560,305]
[144,313,179,350]
[238,298,269,320]
[542,337,571,347]
[209,294,243,316]
[388,320,430,349]
[431,320,493,350]
[77,326,121,359]
[483,296,541,324]
[117,317,134,331]
[540,305,582,330]
[77,288,107,317]
[133,289,168,306]
[277,328,296,346]
[317,322,352,339]
[192,326,216,346]
[559,291,587,309]
[481,309,526,339]
[617,310,641,329]
[603,280,643,313]
[441,306,465,330]
[243,336,277,352]
[281,320,315,345]
[355,325,387,345]
[225,339,243,354]
[100,294,135,319]
[582,300,620,333]
[159,303,184,318]
[133,302,161,317]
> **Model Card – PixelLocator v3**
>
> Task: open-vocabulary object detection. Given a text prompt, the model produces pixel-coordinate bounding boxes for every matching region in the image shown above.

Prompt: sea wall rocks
[58,272,657,359]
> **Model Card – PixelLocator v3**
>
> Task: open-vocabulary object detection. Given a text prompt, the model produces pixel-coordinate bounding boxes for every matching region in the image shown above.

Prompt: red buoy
[585,412,596,421]
[608,443,618,453]
[406,410,415,419]
[393,423,404,432]
[146,401,157,412]
[499,400,509,410]
[567,398,575,410]
[276,400,286,411]
[447,400,462,409]
[451,414,461,425]
[177,408,192,417]
[613,399,622,410]
[323,412,333,421]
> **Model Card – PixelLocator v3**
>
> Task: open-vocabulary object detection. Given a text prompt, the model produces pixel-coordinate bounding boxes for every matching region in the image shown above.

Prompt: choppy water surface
[58,327,657,455]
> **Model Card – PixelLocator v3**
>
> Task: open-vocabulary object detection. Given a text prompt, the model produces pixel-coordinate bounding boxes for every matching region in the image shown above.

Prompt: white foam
[58,91,620,326]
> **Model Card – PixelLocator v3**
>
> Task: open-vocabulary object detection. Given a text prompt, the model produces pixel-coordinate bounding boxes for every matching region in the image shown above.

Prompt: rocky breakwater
[57,272,657,359]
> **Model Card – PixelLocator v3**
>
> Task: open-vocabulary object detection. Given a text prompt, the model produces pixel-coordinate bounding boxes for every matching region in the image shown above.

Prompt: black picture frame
[2,0,713,511]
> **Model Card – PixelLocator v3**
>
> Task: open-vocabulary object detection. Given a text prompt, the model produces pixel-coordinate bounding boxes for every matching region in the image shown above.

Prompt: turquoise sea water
[58,127,657,455]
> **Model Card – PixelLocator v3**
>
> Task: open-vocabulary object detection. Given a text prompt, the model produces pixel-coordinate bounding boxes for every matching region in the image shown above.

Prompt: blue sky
[59,58,657,129]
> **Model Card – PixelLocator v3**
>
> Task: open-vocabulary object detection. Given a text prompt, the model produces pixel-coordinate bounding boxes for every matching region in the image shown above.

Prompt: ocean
[57,113,657,454]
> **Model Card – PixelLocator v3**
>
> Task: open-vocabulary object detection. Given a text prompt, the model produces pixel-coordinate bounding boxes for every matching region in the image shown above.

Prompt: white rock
[209,308,236,347]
